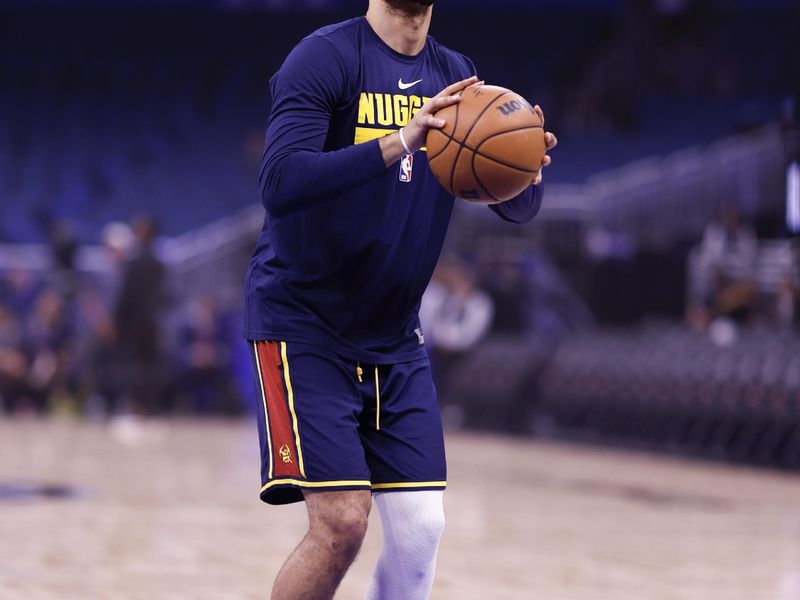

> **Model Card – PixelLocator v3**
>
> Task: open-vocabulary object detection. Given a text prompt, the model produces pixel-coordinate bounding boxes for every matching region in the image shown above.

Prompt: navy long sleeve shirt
[244,17,543,363]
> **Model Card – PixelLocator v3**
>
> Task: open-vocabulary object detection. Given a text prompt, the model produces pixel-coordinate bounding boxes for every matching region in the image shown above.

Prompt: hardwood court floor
[1,418,799,600]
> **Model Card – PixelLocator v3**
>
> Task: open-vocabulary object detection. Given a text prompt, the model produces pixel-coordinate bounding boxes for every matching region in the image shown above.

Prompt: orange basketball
[426,84,545,204]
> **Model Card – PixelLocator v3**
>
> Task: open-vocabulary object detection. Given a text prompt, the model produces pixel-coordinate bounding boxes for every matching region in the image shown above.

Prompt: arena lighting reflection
[788,162,800,234]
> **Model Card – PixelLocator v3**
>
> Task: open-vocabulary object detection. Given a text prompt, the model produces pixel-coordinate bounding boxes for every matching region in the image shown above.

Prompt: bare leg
[272,489,372,600]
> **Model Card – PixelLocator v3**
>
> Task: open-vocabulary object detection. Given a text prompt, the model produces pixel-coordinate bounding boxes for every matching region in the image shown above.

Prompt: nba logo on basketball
[399,154,413,183]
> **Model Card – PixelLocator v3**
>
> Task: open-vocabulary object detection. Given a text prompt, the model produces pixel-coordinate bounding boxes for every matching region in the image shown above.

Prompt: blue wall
[0,0,795,12]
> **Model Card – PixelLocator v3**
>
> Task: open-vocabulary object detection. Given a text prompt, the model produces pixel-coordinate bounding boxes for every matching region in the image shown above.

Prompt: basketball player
[244,1,557,598]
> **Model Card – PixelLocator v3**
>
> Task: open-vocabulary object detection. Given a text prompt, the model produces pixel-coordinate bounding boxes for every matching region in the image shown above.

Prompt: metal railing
[583,124,786,247]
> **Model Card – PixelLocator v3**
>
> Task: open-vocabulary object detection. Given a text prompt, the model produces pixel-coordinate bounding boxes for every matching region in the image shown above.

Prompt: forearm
[260,140,387,216]
[379,131,409,168]
[260,130,415,217]
[489,183,543,224]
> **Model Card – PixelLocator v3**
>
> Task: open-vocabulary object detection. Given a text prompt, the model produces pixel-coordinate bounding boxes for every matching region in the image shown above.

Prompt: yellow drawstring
[375,367,381,431]
[356,363,380,430]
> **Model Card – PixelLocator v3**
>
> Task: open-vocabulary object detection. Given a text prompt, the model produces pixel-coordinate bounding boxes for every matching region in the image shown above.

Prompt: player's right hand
[532,104,558,186]
[402,76,480,153]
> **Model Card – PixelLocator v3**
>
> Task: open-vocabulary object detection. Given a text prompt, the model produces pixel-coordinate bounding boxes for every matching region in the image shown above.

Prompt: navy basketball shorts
[248,340,447,505]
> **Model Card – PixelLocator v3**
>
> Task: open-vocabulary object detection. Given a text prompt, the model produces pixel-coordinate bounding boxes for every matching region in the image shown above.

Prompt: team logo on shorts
[279,444,293,464]
[399,154,414,183]
[414,327,425,345]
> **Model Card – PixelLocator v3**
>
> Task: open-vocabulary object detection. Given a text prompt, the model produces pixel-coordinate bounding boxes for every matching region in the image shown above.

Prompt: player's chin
[384,0,435,15]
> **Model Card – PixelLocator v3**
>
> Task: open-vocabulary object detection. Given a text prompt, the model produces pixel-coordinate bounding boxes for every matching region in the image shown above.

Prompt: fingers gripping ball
[426,84,545,204]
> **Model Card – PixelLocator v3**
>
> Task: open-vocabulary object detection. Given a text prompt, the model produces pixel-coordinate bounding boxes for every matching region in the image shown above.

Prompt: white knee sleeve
[365,491,445,600]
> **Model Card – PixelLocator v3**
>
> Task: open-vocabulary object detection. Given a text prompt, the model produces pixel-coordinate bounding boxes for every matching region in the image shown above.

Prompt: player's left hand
[533,105,557,186]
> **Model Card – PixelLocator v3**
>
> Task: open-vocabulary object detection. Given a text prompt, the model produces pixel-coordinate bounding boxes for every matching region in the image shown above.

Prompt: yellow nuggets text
[357,92,432,127]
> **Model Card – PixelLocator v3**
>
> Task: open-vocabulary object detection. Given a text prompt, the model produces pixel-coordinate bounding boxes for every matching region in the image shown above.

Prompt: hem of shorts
[260,478,373,505]
[371,481,448,492]
[259,479,448,505]
[243,329,428,364]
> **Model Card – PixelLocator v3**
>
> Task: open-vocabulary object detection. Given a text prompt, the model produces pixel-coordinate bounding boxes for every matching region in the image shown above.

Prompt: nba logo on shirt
[399,154,414,183]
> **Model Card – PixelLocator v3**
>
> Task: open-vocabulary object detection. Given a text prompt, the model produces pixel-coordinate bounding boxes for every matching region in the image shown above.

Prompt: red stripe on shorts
[256,341,302,479]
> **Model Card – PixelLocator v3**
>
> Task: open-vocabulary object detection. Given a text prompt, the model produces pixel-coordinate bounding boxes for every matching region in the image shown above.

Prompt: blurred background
[3,1,800,598]
[1,0,799,467]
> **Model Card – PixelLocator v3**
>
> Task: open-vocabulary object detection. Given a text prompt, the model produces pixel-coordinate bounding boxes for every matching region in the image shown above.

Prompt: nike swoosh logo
[398,78,423,90]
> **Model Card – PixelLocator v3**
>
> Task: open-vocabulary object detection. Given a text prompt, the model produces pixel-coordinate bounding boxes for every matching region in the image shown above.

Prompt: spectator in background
[475,247,593,342]
[99,222,136,306]
[31,211,81,299]
[688,205,758,331]
[113,215,169,414]
[79,222,137,416]
[22,287,73,412]
[0,272,75,414]
[420,258,494,392]
[175,297,238,415]
[0,302,30,413]
[0,269,42,322]
[48,220,80,299]
[777,274,799,329]
[479,256,530,336]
